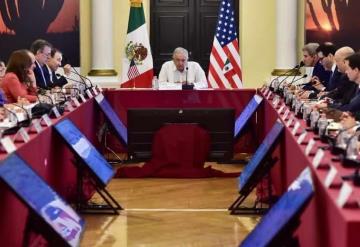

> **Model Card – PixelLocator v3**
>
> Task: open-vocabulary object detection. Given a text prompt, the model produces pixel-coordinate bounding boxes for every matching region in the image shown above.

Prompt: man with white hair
[158,47,207,89]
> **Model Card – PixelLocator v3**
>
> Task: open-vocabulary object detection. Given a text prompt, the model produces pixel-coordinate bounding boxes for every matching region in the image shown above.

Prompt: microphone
[10,104,31,127]
[70,67,93,89]
[37,89,55,105]
[34,89,65,118]
[1,106,20,135]
[287,74,308,87]
[276,63,306,92]
[182,66,194,90]
[57,73,91,97]
[269,62,304,91]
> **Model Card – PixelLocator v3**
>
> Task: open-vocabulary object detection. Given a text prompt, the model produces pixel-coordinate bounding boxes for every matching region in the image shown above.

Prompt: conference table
[260,91,360,247]
[1,88,359,246]
[0,89,256,246]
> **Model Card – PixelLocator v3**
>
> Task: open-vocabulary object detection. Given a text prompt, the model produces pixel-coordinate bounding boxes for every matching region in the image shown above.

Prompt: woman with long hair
[0,49,37,103]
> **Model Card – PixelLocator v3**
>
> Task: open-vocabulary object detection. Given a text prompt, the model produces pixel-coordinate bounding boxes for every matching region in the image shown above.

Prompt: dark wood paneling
[150,0,239,76]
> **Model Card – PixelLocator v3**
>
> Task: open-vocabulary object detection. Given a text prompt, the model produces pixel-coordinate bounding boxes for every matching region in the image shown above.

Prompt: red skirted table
[116,124,238,178]
[0,99,100,246]
[260,93,360,247]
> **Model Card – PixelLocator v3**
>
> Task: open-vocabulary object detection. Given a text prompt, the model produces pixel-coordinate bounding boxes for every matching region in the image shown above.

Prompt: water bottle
[317,114,328,137]
[152,76,159,90]
[346,133,360,160]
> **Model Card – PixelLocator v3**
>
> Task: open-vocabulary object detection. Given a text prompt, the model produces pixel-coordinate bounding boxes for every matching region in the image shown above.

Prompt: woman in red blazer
[0,49,37,103]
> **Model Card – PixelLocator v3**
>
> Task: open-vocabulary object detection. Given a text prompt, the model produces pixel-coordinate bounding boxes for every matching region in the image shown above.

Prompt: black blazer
[50,71,68,88]
[328,75,357,106]
[336,87,360,112]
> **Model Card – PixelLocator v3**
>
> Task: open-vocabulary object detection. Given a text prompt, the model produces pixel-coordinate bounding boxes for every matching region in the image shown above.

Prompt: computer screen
[240,167,314,247]
[95,93,128,145]
[0,154,84,247]
[127,108,235,161]
[234,94,263,138]
[238,119,284,191]
[54,119,115,186]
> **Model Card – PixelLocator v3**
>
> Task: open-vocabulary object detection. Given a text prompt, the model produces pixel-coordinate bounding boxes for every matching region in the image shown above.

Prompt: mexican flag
[121,0,153,88]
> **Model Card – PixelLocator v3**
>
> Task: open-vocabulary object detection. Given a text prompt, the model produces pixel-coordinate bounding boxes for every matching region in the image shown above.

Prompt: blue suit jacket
[312,60,331,86]
[337,87,360,112]
[34,62,51,89]
[327,68,343,91]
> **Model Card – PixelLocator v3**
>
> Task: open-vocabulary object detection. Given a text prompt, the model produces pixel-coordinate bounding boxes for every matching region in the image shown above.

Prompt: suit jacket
[327,68,342,91]
[336,86,360,112]
[50,70,68,88]
[34,61,51,89]
[312,60,331,86]
[328,75,357,106]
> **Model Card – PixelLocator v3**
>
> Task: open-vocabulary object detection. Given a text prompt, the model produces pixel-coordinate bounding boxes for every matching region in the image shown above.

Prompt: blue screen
[0,154,85,247]
[55,119,115,186]
[240,167,314,247]
[238,120,283,190]
[234,95,263,138]
[95,94,128,145]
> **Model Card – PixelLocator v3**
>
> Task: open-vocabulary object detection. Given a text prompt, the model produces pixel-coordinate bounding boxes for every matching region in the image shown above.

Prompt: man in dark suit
[45,48,70,88]
[30,39,52,89]
[326,47,356,105]
[314,47,357,110]
[337,53,360,112]
[300,43,332,94]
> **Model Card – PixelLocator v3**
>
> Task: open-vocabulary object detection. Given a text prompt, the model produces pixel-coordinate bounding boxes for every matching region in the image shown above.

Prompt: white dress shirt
[158,61,208,89]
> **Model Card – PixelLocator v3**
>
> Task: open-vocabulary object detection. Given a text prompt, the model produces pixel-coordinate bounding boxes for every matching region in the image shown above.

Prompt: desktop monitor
[238,119,284,192]
[0,154,85,247]
[234,94,263,138]
[240,167,314,247]
[94,93,127,145]
[127,108,235,161]
[54,119,115,187]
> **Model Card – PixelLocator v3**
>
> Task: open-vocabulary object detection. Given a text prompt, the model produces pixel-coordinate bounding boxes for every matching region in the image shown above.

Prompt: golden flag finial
[130,0,142,7]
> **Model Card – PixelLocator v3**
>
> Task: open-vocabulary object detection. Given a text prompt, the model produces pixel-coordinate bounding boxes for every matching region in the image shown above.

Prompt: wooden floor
[80,163,260,246]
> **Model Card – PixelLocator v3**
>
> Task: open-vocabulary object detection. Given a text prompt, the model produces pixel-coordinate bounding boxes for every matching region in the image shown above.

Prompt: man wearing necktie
[30,39,52,89]
[45,48,70,88]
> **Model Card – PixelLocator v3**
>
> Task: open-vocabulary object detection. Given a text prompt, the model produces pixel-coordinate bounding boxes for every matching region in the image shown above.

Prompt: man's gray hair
[302,43,319,56]
[172,47,189,60]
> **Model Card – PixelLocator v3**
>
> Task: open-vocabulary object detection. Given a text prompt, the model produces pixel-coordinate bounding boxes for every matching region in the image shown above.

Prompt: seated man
[158,47,207,89]
[298,42,333,98]
[335,53,360,112]
[45,48,71,88]
[30,39,53,89]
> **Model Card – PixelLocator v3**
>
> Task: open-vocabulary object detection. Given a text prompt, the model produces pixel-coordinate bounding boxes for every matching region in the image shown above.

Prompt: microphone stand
[182,66,193,90]
[71,67,93,89]
[10,103,31,127]
[269,64,302,91]
[1,106,20,135]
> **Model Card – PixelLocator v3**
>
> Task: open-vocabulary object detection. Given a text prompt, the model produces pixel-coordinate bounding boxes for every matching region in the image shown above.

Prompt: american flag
[127,59,140,80]
[208,0,243,89]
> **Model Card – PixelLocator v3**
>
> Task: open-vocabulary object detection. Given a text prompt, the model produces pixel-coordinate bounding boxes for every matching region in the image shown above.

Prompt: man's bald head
[335,46,355,73]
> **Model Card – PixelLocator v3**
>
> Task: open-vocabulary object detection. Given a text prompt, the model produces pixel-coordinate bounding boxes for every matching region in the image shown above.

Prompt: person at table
[316,47,357,108]
[0,59,6,83]
[45,48,71,88]
[30,39,53,89]
[0,50,37,103]
[158,47,208,89]
[298,43,333,98]
[334,53,360,112]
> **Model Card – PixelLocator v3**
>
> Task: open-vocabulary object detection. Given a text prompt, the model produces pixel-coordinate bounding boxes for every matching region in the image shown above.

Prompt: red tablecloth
[104,89,258,155]
[261,92,360,247]
[0,99,100,246]
[116,124,239,178]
